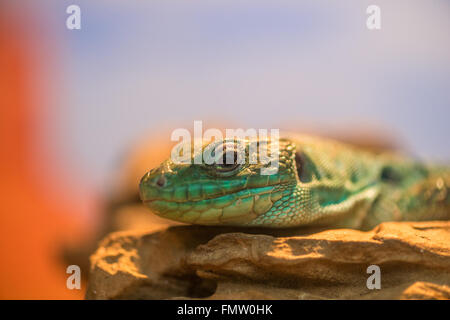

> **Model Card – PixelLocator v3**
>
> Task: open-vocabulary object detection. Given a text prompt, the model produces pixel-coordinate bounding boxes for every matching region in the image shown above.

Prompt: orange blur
[0,7,91,299]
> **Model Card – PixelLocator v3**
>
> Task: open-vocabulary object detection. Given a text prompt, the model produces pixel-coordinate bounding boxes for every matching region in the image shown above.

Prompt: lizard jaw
[141,186,277,225]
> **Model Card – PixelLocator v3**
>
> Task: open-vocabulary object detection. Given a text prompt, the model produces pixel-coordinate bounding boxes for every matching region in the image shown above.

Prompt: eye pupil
[216,150,240,172]
[221,151,237,167]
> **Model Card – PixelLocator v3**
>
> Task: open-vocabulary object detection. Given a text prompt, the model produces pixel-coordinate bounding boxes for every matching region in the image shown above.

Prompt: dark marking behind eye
[295,151,315,183]
[222,151,238,166]
[380,166,402,184]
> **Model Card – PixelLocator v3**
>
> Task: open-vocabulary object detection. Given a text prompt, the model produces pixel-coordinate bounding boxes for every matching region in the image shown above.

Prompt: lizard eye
[203,141,245,176]
[215,150,240,172]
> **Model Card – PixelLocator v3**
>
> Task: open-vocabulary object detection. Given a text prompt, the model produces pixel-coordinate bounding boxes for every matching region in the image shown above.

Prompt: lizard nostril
[155,175,166,188]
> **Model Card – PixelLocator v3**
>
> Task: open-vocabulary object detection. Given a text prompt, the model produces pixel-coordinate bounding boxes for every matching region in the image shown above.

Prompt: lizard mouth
[141,185,274,204]
[141,186,276,225]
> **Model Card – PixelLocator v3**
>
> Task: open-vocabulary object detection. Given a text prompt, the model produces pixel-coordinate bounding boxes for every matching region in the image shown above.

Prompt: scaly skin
[139,134,450,230]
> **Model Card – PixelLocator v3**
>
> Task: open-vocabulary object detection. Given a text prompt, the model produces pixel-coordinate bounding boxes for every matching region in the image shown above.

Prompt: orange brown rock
[86,221,450,300]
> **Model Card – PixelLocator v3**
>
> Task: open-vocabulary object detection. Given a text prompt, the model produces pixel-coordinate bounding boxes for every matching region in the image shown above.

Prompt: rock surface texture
[86,221,450,300]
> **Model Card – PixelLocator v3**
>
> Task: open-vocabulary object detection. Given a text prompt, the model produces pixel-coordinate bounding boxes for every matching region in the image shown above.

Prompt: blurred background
[0,0,449,299]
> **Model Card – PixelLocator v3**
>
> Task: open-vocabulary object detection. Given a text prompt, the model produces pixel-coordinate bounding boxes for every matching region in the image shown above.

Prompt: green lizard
[139,134,449,230]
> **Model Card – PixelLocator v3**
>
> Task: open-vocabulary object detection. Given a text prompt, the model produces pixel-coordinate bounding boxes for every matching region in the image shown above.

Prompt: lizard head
[139,137,299,226]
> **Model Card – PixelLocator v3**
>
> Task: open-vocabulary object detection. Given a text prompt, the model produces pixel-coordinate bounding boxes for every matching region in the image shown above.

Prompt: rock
[400,281,450,300]
[86,221,450,300]
[62,138,181,274]
[86,227,222,299]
